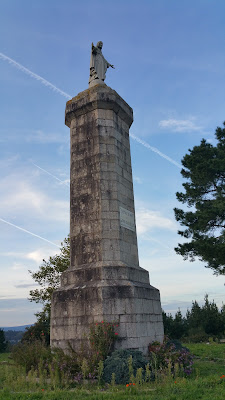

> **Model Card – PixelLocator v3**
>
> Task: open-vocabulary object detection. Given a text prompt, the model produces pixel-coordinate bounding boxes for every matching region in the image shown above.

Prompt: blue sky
[0,0,224,326]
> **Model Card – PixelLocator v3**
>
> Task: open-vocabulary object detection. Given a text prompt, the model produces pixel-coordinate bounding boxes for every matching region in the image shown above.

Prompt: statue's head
[97,41,103,49]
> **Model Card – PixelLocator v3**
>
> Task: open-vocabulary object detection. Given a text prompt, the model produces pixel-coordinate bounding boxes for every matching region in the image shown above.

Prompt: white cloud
[159,118,202,132]
[0,154,20,168]
[134,176,143,184]
[136,207,176,235]
[0,247,59,266]
[26,130,67,144]
[26,247,59,264]
[0,176,69,222]
[11,262,26,271]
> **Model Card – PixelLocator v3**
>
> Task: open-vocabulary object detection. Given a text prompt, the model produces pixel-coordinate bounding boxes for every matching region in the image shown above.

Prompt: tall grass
[0,343,224,399]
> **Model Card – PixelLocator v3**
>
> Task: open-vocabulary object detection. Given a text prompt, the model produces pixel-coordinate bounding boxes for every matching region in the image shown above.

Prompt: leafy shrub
[21,317,50,345]
[89,320,119,361]
[103,349,148,384]
[148,339,194,377]
[12,340,52,373]
[184,327,209,343]
[165,339,189,352]
[49,347,80,379]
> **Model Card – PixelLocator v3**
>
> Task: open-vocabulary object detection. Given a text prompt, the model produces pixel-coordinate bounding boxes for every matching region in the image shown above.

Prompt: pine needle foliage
[174,122,225,275]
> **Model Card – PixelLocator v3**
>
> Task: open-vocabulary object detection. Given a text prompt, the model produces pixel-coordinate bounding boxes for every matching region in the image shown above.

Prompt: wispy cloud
[0,52,72,99]
[136,208,176,235]
[0,155,20,168]
[130,133,182,169]
[0,175,69,222]
[26,130,67,144]
[0,247,59,265]
[0,298,40,326]
[133,176,143,184]
[141,234,172,251]
[11,262,26,271]
[159,118,202,133]
[26,248,59,264]
[14,283,39,289]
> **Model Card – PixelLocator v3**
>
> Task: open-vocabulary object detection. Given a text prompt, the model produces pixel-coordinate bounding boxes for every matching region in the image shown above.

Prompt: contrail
[0,52,72,99]
[32,162,70,187]
[0,218,60,248]
[130,133,183,169]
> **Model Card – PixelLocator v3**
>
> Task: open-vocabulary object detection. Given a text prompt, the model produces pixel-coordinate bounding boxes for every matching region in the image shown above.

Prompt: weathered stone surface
[50,83,164,355]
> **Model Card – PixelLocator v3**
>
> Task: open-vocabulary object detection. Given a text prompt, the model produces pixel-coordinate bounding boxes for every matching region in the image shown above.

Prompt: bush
[148,339,194,377]
[103,349,148,384]
[184,327,210,343]
[12,340,52,373]
[165,339,189,352]
[89,320,119,362]
[50,347,80,381]
[21,317,50,345]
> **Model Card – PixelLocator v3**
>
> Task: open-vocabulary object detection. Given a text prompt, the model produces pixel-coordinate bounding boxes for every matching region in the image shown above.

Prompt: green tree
[22,315,50,345]
[174,122,225,275]
[163,310,187,339]
[28,236,70,328]
[186,300,203,330]
[202,294,224,336]
[172,309,187,339]
[162,311,174,338]
[0,329,7,353]
[163,296,225,342]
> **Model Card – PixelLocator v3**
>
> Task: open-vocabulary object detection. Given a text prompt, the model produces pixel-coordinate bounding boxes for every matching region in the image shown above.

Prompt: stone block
[153,300,162,314]
[126,322,137,337]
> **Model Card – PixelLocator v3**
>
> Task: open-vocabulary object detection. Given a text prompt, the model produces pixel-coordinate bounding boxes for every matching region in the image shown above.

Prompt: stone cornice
[65,84,133,128]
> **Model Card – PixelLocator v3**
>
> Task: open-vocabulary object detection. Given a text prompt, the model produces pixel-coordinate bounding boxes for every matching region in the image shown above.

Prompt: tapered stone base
[51,263,164,355]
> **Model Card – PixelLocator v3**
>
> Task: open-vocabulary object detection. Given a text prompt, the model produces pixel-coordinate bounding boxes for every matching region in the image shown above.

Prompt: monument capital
[65,84,133,128]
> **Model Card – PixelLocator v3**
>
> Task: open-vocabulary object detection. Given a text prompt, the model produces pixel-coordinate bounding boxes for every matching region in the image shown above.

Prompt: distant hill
[1,324,32,332]
[0,325,33,344]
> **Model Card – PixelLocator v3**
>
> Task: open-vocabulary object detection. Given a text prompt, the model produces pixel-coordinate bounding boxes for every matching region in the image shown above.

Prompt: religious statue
[89,41,115,87]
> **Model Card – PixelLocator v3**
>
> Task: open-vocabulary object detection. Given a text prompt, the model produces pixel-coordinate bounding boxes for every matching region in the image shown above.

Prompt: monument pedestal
[50,84,164,354]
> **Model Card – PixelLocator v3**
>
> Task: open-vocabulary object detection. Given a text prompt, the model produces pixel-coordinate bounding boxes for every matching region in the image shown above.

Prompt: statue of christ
[89,41,114,86]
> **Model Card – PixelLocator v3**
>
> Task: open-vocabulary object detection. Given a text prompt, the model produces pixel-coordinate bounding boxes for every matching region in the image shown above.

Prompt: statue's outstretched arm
[106,60,115,69]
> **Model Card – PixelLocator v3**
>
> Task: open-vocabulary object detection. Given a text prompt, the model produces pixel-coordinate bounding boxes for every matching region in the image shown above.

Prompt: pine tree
[174,122,225,275]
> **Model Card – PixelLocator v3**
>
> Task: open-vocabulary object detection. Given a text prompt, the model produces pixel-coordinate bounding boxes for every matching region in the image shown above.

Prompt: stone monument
[50,42,164,354]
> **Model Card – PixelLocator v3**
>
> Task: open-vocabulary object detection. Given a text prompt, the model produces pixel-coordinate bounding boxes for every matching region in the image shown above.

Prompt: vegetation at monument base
[0,342,225,399]
[27,235,225,344]
[174,122,225,276]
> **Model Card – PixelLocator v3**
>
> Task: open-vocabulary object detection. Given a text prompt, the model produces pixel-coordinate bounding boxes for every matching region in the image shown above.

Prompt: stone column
[50,83,164,354]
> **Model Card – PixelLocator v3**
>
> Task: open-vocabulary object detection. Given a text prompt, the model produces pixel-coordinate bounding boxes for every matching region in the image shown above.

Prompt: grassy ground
[0,343,225,399]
